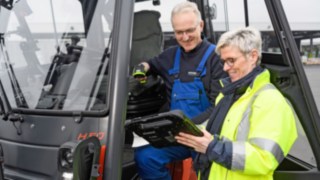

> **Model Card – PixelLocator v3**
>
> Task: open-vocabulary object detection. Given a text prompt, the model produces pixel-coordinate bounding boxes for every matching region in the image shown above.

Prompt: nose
[223,62,231,71]
[182,33,189,41]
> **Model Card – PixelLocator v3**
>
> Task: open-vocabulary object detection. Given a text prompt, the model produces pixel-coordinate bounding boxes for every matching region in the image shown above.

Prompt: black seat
[126,10,166,145]
[127,10,165,118]
[130,10,163,69]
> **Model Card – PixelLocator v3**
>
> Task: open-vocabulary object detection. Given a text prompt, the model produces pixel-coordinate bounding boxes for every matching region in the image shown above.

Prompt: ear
[199,20,204,31]
[250,49,259,65]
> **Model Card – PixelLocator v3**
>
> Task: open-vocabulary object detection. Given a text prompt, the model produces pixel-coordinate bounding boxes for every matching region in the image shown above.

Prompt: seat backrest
[130,10,163,68]
[127,10,165,119]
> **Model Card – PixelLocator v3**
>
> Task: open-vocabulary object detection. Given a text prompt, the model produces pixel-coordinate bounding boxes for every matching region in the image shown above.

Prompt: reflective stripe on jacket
[208,69,297,180]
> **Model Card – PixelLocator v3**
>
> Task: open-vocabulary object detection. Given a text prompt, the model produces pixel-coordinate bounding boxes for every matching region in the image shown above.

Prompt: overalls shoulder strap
[168,44,216,77]
[197,44,215,77]
[168,47,181,76]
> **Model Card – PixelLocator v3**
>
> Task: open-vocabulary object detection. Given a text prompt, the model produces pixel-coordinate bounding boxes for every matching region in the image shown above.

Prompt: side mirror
[58,136,101,180]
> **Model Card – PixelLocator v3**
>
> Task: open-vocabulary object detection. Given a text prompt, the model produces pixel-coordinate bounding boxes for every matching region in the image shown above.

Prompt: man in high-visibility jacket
[176,26,297,180]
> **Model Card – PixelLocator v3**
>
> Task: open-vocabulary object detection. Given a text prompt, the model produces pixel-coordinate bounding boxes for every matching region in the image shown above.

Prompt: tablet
[125,110,203,148]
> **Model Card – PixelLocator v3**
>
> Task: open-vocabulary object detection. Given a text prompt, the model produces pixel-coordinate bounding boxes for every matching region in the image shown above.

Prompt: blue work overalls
[169,44,215,118]
[135,45,216,180]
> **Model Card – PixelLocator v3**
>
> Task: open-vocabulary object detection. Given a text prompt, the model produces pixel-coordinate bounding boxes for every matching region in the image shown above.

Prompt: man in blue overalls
[132,2,226,179]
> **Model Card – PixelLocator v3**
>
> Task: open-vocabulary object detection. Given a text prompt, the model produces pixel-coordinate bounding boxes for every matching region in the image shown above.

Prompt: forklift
[0,0,320,179]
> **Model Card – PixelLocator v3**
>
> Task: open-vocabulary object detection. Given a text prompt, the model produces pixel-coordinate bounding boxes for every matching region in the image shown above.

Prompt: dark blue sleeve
[206,135,233,169]
[147,46,177,77]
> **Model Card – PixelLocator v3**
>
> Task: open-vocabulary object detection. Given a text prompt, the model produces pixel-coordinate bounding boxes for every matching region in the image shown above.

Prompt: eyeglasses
[220,55,244,67]
[174,24,199,36]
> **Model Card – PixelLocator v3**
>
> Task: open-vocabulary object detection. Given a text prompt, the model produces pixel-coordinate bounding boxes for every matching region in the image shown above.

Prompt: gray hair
[171,1,201,25]
[216,26,262,64]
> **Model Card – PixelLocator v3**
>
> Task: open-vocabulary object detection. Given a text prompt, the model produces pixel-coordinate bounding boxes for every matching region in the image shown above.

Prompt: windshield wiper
[0,34,28,108]
[0,78,24,135]
[0,36,25,135]
[0,78,12,119]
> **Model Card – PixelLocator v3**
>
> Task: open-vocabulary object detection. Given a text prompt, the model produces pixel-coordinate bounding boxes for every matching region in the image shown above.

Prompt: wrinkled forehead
[172,11,198,29]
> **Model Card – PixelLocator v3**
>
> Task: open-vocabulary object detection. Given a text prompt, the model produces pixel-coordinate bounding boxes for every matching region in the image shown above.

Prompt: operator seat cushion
[130,10,163,68]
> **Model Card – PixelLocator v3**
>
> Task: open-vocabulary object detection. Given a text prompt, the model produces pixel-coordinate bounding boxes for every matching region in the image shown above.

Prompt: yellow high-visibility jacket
[207,69,297,180]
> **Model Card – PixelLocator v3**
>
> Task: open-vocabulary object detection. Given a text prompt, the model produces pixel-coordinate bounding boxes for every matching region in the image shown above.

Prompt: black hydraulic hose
[0,144,4,180]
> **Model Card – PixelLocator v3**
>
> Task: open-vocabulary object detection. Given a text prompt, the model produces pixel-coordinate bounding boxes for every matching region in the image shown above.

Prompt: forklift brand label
[77,132,105,140]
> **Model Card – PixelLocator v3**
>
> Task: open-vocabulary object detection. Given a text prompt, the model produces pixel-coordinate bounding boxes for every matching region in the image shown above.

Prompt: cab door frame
[102,0,134,180]
[265,0,320,179]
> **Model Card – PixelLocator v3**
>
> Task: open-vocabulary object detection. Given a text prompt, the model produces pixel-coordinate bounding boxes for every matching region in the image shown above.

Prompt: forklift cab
[0,0,320,179]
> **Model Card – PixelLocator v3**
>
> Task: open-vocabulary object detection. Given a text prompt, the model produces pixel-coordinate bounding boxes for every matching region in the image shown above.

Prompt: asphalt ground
[290,64,320,167]
[304,65,320,113]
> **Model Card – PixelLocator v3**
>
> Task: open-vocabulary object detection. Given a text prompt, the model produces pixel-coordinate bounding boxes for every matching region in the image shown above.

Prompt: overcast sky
[136,0,320,31]
[1,0,319,33]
